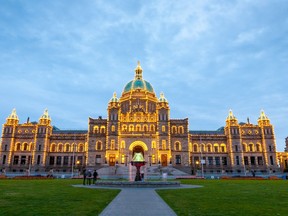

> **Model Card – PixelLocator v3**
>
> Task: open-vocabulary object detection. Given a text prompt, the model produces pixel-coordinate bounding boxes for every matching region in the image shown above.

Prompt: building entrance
[109,154,116,166]
[161,154,168,167]
[132,145,144,157]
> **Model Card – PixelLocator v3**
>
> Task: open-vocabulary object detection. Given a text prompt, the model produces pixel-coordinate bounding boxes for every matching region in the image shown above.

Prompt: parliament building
[0,62,286,175]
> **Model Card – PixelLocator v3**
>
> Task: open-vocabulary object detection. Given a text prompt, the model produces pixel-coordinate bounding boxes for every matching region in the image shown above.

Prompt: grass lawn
[0,179,120,216]
[157,179,288,216]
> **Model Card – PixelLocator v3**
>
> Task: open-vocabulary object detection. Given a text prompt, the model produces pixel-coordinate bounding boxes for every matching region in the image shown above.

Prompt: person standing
[83,169,87,185]
[87,170,92,185]
[93,170,98,184]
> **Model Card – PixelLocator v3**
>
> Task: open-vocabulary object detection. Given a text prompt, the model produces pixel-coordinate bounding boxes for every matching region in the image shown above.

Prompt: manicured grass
[157,179,288,216]
[0,179,120,216]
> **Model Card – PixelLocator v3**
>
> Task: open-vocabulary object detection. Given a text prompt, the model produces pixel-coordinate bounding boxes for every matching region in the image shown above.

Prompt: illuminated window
[94,126,99,133]
[175,141,181,151]
[178,126,184,134]
[78,144,84,152]
[65,143,70,152]
[58,144,63,152]
[121,154,125,164]
[96,141,102,150]
[162,126,166,132]
[207,144,212,152]
[23,143,29,151]
[172,126,177,134]
[256,144,261,152]
[152,155,156,164]
[143,125,148,132]
[242,144,247,152]
[111,125,115,132]
[129,125,134,132]
[111,140,115,150]
[249,143,254,152]
[100,126,105,133]
[50,143,56,152]
[16,143,21,151]
[162,140,166,150]
[122,124,127,131]
[151,141,156,149]
[214,144,219,153]
[220,144,226,152]
[201,144,205,152]
[193,144,198,152]
[150,125,155,132]
[136,124,141,132]
[121,141,125,149]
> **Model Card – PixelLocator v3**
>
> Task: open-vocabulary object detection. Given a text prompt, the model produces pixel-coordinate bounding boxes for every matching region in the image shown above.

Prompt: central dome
[122,62,155,94]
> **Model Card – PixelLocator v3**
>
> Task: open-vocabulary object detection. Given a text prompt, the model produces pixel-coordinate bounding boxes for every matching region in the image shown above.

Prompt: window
[136,125,141,132]
[175,142,181,151]
[2,155,6,165]
[215,157,220,166]
[244,156,249,165]
[13,156,19,165]
[65,144,70,152]
[151,141,156,149]
[208,157,213,165]
[162,140,166,150]
[214,145,219,153]
[56,156,62,165]
[16,143,21,151]
[22,143,28,151]
[250,156,255,165]
[111,125,115,132]
[37,155,41,165]
[96,141,102,150]
[38,145,41,151]
[257,156,263,165]
[201,145,205,152]
[78,144,84,152]
[100,126,105,133]
[176,155,181,164]
[193,144,198,152]
[162,125,166,132]
[129,125,134,132]
[249,144,254,152]
[77,156,83,165]
[143,125,148,132]
[269,145,272,152]
[236,156,240,165]
[150,125,155,132]
[178,126,184,134]
[222,157,227,166]
[121,154,125,164]
[111,140,115,150]
[21,156,26,165]
[121,141,125,149]
[63,156,69,165]
[58,144,63,152]
[256,144,261,152]
[152,155,156,164]
[94,126,99,133]
[242,144,247,152]
[96,155,101,164]
[4,145,7,151]
[235,145,238,152]
[207,145,212,152]
[172,126,177,134]
[270,156,274,165]
[122,125,127,131]
[221,145,226,152]
[49,156,55,165]
[51,144,56,152]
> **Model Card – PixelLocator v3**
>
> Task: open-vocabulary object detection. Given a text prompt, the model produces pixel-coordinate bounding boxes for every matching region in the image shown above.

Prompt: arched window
[58,143,63,152]
[220,144,226,152]
[175,141,181,151]
[94,126,99,133]
[178,126,184,134]
[162,125,166,132]
[121,141,125,149]
[50,143,56,152]
[129,125,134,132]
[162,140,166,150]
[214,144,219,153]
[96,141,102,150]
[111,125,115,132]
[256,143,261,152]
[151,141,156,149]
[152,155,156,164]
[71,144,76,152]
[207,144,212,152]
[143,125,148,132]
[249,143,254,152]
[78,144,84,152]
[23,143,29,151]
[242,144,247,152]
[136,124,141,132]
[16,143,21,151]
[100,126,105,133]
[201,144,205,152]
[64,143,70,152]
[150,125,155,132]
[111,140,115,150]
[193,144,198,152]
[172,126,177,134]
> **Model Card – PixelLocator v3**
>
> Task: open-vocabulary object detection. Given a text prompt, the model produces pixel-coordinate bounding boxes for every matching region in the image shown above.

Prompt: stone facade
[0,63,282,175]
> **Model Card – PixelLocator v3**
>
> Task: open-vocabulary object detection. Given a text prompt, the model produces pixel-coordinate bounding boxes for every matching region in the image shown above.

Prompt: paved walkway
[74,184,201,216]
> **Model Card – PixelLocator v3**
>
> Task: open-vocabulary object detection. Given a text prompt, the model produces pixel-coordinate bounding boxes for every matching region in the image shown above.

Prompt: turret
[225,109,238,126]
[257,109,271,127]
[5,108,19,125]
[39,109,51,125]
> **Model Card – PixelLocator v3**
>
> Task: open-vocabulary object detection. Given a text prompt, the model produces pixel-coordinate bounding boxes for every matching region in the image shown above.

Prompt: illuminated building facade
[0,62,281,175]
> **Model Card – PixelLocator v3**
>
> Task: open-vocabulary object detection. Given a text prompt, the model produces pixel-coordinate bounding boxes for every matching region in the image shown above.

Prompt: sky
[0,0,287,151]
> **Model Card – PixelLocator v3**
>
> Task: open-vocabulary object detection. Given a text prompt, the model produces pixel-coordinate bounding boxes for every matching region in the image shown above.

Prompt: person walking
[93,170,98,184]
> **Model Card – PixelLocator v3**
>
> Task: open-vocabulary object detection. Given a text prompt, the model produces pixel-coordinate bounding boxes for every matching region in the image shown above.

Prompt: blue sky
[0,0,287,151]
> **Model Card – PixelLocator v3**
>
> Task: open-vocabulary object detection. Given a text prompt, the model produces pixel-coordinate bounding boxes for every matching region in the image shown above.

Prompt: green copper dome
[122,62,155,94]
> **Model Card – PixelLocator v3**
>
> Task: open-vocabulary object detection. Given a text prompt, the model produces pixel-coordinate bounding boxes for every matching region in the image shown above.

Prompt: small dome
[8,108,19,120]
[159,92,168,103]
[110,92,119,102]
[40,109,51,120]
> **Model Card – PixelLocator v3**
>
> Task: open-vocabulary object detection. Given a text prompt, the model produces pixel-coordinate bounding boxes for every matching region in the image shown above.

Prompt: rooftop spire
[134,61,143,80]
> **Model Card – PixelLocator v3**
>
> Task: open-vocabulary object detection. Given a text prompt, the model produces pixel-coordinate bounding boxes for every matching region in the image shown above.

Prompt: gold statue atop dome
[135,61,143,80]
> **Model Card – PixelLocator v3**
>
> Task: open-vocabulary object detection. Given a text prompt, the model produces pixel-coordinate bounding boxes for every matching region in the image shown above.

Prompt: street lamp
[76,160,80,176]
[196,160,199,176]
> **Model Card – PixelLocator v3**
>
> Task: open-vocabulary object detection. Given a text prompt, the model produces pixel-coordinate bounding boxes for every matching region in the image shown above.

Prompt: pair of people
[83,169,98,185]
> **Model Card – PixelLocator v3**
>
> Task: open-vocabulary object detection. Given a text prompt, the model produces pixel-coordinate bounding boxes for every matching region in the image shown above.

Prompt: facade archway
[129,141,148,157]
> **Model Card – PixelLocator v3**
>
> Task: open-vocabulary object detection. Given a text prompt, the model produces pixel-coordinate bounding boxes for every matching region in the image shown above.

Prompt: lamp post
[196,160,199,176]
[76,160,80,176]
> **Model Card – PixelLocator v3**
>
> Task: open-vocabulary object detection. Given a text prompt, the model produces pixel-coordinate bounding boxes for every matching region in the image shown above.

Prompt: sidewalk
[99,188,177,216]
